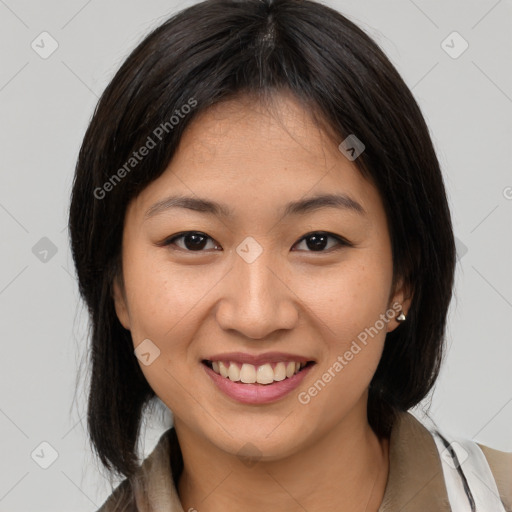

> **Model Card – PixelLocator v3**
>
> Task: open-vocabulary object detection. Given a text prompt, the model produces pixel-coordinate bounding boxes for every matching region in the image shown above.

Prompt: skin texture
[113,92,412,511]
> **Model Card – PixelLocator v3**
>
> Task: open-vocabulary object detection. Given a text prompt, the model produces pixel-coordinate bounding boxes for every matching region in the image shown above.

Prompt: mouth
[202,359,316,385]
[201,351,317,404]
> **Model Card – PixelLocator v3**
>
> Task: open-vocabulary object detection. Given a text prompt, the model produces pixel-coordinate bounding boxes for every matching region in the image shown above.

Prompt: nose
[214,247,299,340]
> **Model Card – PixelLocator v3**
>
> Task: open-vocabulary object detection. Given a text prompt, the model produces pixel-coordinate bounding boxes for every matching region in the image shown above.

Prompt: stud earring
[396,310,406,322]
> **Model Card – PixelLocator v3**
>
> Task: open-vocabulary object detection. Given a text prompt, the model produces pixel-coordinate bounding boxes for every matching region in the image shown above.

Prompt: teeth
[209,360,309,384]
[256,363,274,384]
[228,361,241,381]
[218,361,229,378]
[240,363,256,383]
[274,362,286,381]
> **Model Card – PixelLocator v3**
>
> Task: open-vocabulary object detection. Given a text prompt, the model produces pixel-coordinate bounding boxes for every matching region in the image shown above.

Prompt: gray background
[0,0,511,510]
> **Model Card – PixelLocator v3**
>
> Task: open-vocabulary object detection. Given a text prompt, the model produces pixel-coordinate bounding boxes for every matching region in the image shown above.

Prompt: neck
[175,406,390,512]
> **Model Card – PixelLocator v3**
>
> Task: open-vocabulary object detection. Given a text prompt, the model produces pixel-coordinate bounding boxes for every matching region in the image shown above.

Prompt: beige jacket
[97,411,512,511]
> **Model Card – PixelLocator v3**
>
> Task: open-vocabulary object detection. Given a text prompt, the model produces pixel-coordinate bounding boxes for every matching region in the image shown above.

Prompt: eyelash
[161,231,352,253]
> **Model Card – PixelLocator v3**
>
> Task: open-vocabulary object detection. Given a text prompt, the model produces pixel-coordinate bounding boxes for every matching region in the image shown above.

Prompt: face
[113,92,410,460]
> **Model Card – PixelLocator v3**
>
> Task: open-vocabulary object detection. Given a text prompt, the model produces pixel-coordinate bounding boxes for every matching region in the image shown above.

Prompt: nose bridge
[235,235,281,304]
[241,255,279,310]
[216,241,298,339]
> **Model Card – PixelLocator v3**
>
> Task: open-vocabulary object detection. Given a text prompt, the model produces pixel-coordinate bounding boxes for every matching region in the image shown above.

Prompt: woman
[68,0,512,510]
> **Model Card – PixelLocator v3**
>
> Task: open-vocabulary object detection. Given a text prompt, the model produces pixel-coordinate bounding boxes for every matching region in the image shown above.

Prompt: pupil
[307,234,327,251]
[185,233,207,250]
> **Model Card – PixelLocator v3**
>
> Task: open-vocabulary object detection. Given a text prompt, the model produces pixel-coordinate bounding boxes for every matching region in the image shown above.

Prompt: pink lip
[204,351,313,366]
[202,361,315,405]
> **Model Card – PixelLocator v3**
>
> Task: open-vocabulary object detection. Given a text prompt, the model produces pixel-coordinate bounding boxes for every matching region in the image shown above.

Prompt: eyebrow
[144,193,366,220]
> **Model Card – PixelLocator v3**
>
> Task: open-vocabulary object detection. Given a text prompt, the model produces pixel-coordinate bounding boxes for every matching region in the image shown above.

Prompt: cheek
[301,258,392,344]
[296,257,392,399]
[122,248,217,339]
[292,288,389,432]
[120,249,228,397]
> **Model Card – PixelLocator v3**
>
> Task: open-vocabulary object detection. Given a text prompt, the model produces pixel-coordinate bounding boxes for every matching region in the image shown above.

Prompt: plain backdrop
[0,0,511,510]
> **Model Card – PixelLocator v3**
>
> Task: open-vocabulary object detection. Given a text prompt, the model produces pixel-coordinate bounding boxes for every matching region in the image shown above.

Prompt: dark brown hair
[69,0,456,480]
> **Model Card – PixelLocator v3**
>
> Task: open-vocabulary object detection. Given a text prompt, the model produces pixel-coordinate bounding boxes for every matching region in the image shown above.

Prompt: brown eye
[292,232,350,252]
[164,231,221,251]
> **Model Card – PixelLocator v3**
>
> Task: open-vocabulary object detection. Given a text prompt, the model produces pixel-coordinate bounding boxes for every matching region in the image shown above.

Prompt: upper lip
[203,352,315,366]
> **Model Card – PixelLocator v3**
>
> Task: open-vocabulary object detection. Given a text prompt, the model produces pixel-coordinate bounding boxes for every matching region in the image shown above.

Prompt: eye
[292,231,350,252]
[162,231,221,251]
[161,230,351,253]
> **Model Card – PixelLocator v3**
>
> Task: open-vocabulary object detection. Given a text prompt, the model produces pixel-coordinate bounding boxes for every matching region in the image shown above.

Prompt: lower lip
[202,363,315,404]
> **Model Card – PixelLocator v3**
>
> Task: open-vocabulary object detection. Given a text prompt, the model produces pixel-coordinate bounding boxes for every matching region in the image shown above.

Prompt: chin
[198,415,316,462]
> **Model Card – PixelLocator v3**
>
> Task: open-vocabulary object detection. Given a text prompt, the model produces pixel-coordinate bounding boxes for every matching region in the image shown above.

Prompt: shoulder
[96,478,136,512]
[381,411,511,511]
[477,442,512,511]
[94,427,179,512]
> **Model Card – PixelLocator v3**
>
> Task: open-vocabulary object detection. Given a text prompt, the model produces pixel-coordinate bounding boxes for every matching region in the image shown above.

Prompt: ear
[386,276,413,333]
[112,275,131,330]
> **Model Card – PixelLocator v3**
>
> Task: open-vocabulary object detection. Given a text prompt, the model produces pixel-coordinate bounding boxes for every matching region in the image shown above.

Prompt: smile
[201,355,316,405]
[203,360,313,384]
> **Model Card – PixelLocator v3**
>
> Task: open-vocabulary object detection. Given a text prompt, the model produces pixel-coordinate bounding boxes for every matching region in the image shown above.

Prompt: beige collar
[377,411,451,511]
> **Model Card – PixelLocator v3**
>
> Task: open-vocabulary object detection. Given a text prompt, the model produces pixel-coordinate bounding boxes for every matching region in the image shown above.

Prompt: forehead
[129,93,385,227]
[177,92,342,171]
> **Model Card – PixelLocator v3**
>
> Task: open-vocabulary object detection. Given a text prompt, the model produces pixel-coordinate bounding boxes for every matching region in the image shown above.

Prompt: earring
[397,309,406,322]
